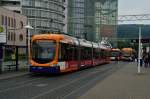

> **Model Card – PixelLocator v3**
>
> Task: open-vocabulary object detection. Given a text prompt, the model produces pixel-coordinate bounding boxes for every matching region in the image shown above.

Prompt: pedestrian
[148,51,150,67]
[144,53,148,68]
[140,58,143,67]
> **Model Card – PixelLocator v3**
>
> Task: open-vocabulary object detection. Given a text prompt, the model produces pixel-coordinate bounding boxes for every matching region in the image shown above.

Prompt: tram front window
[32,40,56,64]
[111,52,119,57]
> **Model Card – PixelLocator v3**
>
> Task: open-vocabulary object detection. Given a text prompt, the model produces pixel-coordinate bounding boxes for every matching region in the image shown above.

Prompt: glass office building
[68,0,118,42]
[21,0,65,35]
[67,0,85,37]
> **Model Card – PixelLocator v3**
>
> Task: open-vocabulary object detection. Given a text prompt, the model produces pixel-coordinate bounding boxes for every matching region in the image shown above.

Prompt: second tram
[110,48,122,61]
[121,48,135,61]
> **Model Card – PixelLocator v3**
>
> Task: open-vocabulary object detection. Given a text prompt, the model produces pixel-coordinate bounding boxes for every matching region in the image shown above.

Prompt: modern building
[67,0,118,42]
[0,7,27,47]
[1,0,66,35]
[63,0,68,33]
[1,0,21,13]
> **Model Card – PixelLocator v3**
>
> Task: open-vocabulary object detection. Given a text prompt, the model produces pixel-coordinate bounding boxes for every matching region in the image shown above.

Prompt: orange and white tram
[30,34,111,73]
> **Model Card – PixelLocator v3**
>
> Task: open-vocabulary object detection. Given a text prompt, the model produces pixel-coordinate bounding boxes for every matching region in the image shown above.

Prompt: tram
[110,48,122,61]
[121,48,135,61]
[29,34,111,73]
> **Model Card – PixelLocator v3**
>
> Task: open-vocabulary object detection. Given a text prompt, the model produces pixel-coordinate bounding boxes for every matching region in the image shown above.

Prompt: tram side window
[105,50,110,57]
[86,47,92,60]
[93,48,99,59]
[68,45,75,61]
[100,49,105,58]
[80,47,92,60]
[100,50,109,58]
[96,48,100,58]
[74,46,78,60]
[59,43,68,61]
[59,43,77,61]
[81,47,84,60]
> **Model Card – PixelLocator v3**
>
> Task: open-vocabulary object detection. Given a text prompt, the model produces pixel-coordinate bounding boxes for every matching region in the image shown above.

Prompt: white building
[0,7,27,46]
[1,0,66,35]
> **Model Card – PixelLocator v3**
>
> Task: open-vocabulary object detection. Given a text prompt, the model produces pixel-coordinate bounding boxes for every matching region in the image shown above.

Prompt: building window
[8,17,11,26]
[20,21,23,29]
[14,33,16,41]
[11,18,14,27]
[14,19,16,28]
[11,32,13,41]
[19,34,23,41]
[8,32,11,40]
[1,15,4,25]
[5,16,7,26]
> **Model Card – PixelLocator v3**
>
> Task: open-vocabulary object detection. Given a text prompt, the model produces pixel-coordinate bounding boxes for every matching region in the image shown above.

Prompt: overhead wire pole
[118,14,150,74]
[138,25,142,73]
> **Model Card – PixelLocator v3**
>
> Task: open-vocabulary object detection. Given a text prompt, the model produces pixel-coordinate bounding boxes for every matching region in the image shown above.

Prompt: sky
[118,0,150,24]
[119,0,150,15]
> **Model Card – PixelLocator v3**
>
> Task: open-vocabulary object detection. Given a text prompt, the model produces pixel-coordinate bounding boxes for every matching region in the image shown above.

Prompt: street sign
[0,26,4,33]
[0,26,6,43]
[11,54,16,60]
[0,33,6,43]
[131,39,150,43]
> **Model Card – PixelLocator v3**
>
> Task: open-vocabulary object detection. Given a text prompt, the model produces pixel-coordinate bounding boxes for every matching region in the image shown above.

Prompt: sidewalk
[78,62,150,99]
[0,61,29,80]
[0,70,29,80]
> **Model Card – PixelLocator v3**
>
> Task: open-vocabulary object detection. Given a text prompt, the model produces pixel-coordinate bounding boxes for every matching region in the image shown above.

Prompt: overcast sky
[119,0,150,15]
[118,0,150,24]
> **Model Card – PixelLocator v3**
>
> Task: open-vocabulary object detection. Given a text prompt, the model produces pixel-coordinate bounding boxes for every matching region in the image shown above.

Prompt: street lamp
[24,24,33,67]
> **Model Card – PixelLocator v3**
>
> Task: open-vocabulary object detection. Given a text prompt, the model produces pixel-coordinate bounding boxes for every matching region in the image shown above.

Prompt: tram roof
[32,34,64,41]
[32,34,111,49]
[111,48,121,51]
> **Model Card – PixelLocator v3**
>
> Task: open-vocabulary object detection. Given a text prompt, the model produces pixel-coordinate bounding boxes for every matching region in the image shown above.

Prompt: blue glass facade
[67,0,118,42]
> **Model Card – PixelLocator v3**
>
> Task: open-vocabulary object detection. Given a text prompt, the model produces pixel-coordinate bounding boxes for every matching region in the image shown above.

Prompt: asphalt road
[0,62,127,99]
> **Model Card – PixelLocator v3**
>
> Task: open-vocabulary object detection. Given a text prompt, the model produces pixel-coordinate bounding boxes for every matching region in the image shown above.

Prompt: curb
[0,72,29,80]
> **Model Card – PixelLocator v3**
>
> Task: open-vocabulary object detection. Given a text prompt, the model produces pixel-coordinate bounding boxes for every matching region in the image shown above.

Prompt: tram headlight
[50,64,58,67]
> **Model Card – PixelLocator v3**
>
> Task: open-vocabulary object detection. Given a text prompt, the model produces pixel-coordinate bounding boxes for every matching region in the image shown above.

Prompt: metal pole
[28,28,30,67]
[0,45,3,74]
[25,24,33,68]
[138,25,141,73]
[15,46,18,71]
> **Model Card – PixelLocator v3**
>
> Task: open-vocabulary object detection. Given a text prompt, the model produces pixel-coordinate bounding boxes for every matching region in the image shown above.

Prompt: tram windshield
[111,51,120,57]
[31,40,56,64]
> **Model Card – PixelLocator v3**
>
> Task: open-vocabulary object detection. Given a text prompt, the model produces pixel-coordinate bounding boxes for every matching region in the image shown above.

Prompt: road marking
[35,84,48,87]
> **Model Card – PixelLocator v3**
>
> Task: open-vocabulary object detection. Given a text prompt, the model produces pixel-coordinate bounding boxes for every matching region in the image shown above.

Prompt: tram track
[0,62,125,99]
[0,64,110,93]
[30,63,119,99]
[30,62,124,99]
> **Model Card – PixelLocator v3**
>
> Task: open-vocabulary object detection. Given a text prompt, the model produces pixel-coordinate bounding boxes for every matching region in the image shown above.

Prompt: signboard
[0,33,6,43]
[0,26,6,43]
[131,39,150,43]
[0,26,4,33]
